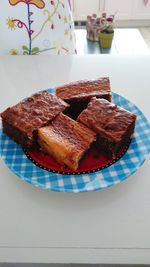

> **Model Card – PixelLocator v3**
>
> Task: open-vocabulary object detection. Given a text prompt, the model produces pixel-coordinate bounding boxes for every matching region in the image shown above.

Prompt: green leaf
[23,50,29,55]
[31,47,40,54]
[22,45,29,51]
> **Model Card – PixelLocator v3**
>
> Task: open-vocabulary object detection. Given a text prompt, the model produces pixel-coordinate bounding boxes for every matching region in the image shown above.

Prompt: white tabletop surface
[0,55,150,264]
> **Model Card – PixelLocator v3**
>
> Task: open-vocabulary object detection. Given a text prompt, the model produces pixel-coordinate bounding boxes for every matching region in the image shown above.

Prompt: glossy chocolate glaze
[1,91,69,147]
[48,113,96,151]
[77,97,136,142]
[56,77,111,102]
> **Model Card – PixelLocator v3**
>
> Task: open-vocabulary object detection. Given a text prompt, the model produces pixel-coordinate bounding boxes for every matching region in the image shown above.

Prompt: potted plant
[99,12,115,49]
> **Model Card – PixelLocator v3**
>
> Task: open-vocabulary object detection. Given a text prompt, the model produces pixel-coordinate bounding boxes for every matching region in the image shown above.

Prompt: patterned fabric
[0,0,76,55]
[0,90,150,193]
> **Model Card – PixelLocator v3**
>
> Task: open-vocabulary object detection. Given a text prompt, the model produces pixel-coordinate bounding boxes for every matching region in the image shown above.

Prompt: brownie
[77,97,137,158]
[38,113,96,170]
[1,91,69,148]
[56,77,111,118]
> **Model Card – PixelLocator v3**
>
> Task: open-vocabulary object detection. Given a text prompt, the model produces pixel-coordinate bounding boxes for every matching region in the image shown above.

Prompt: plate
[0,90,150,192]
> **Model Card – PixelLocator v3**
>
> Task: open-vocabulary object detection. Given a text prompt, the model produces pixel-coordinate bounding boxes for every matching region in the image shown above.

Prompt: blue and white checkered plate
[0,90,150,193]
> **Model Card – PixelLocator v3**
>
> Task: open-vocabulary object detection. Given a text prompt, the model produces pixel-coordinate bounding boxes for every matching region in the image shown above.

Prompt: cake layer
[56,77,111,102]
[1,91,69,148]
[77,97,136,158]
[38,113,96,170]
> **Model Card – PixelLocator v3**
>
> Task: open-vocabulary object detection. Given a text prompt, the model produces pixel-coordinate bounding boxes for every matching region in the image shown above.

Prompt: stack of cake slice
[1,78,137,171]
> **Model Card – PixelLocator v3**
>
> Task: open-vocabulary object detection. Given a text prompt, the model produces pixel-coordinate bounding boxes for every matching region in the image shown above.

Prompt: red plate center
[24,144,129,174]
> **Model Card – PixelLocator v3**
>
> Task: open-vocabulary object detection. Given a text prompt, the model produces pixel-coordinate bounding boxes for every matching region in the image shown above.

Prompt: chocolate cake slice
[77,97,136,159]
[56,77,111,118]
[1,91,69,148]
[38,113,96,170]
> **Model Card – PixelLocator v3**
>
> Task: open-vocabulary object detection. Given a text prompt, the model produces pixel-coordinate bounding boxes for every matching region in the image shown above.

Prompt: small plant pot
[99,32,114,48]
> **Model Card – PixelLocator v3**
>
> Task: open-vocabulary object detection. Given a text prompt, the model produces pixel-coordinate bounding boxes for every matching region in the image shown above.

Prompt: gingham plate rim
[0,90,150,193]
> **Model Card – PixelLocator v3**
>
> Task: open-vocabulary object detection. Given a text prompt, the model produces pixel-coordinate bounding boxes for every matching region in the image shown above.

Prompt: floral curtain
[0,0,76,55]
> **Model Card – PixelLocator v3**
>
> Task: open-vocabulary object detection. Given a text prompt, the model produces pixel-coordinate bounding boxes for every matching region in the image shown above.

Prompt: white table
[0,55,150,265]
